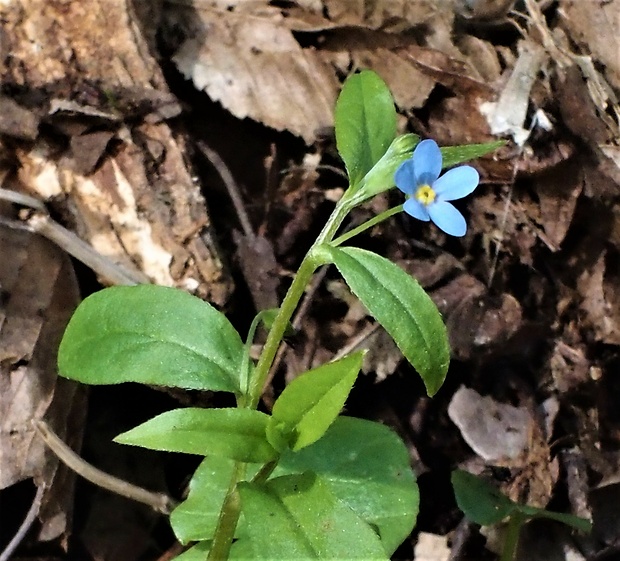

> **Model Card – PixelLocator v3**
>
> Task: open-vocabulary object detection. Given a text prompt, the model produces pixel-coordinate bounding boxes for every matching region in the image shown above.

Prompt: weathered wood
[0,0,233,304]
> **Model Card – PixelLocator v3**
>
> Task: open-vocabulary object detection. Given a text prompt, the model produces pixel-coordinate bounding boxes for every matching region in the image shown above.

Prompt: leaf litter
[2,0,620,559]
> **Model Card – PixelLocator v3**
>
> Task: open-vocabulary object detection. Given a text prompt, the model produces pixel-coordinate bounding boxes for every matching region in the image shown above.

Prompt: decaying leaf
[166,1,340,144]
[577,252,620,345]
[413,532,450,561]
[448,386,533,462]
[0,222,85,541]
[449,387,559,507]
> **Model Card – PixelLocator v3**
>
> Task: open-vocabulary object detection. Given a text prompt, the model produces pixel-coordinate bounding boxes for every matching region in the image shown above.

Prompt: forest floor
[2,1,620,560]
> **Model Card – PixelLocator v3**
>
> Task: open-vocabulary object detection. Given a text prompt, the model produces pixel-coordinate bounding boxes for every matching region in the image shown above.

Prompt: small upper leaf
[239,473,388,560]
[317,246,449,396]
[335,70,397,187]
[58,285,245,393]
[114,408,278,463]
[268,352,363,451]
[441,141,504,168]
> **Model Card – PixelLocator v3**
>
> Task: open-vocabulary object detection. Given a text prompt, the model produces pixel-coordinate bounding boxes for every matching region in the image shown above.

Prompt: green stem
[331,204,403,247]
[207,462,246,561]
[247,196,353,409]
[206,194,354,559]
[499,513,525,561]
[252,460,278,484]
[239,312,266,405]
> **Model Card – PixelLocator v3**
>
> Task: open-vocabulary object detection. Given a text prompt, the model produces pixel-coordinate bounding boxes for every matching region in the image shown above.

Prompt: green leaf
[172,542,210,561]
[452,470,592,533]
[274,417,418,556]
[518,504,592,533]
[239,473,388,560]
[114,408,278,463]
[171,456,236,543]
[451,470,515,526]
[58,285,245,393]
[317,246,449,396]
[335,70,397,187]
[441,141,504,168]
[267,352,363,452]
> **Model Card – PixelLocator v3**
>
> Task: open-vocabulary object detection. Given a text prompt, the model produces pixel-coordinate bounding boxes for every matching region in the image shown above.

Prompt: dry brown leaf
[414,532,450,561]
[577,252,620,345]
[166,1,340,144]
[533,160,583,250]
[448,386,533,462]
[0,222,85,541]
[450,387,558,507]
[323,0,452,31]
[559,0,620,92]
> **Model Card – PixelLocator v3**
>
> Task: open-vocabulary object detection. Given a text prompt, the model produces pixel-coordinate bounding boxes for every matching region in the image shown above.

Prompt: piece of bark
[1,0,232,305]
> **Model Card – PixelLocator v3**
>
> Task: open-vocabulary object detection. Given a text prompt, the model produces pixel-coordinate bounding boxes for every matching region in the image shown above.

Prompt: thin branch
[27,212,150,285]
[35,420,177,514]
[332,322,381,361]
[0,483,45,561]
[197,141,255,239]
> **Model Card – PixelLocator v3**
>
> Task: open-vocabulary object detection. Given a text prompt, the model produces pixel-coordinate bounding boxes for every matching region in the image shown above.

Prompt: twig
[196,141,255,240]
[332,322,381,361]
[34,420,177,514]
[448,518,474,561]
[0,483,45,561]
[27,212,150,285]
[0,187,149,285]
[0,187,47,211]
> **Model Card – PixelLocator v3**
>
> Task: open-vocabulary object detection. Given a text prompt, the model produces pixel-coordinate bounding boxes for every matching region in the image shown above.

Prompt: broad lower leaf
[58,285,245,393]
[318,246,449,396]
[114,408,277,463]
[335,70,396,187]
[172,542,210,561]
[274,417,418,556]
[441,141,504,168]
[171,456,236,543]
[239,473,388,560]
[268,352,363,452]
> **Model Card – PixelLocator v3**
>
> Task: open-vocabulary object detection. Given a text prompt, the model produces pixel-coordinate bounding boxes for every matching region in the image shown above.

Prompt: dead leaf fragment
[414,532,450,561]
[448,386,532,462]
[168,2,339,143]
[577,252,620,345]
[0,222,85,541]
[0,96,40,140]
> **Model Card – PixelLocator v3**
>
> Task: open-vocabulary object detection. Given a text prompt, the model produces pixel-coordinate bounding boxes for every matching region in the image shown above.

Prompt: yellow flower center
[415,185,436,206]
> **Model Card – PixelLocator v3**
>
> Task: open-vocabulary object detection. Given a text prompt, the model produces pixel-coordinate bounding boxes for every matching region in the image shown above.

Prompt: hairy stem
[332,204,404,247]
[247,196,353,409]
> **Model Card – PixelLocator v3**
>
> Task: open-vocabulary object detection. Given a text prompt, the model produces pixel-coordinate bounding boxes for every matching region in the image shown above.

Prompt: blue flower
[394,139,480,237]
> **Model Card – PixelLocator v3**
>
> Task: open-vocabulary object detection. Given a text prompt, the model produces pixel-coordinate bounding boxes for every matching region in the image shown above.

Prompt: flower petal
[428,201,467,236]
[412,139,442,186]
[403,198,431,221]
[433,166,479,201]
[394,159,417,195]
